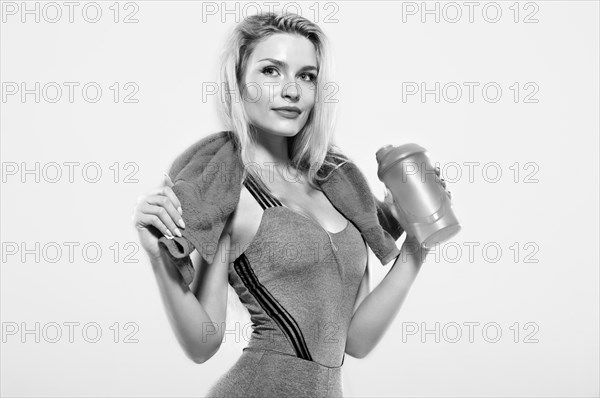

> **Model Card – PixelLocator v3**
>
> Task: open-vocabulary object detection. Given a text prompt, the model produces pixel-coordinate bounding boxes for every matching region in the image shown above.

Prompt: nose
[281,81,300,102]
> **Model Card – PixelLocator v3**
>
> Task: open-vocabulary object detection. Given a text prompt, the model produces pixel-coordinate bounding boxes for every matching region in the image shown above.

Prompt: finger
[159,185,184,217]
[148,180,183,216]
[134,203,175,239]
[384,189,396,206]
[435,165,440,176]
[145,195,184,237]
[162,172,174,188]
[383,187,391,199]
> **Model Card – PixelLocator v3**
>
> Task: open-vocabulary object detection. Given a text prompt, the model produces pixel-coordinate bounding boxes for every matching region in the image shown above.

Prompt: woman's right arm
[132,174,231,364]
[149,229,231,364]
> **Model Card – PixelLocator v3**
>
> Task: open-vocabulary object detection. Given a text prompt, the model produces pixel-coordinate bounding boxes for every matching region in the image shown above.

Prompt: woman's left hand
[435,165,452,200]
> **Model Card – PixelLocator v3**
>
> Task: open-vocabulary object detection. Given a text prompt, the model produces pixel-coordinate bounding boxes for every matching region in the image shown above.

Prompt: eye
[261,66,279,77]
[300,72,317,82]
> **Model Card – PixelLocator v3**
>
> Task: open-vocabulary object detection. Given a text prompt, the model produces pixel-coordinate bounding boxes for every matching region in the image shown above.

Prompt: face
[241,33,318,138]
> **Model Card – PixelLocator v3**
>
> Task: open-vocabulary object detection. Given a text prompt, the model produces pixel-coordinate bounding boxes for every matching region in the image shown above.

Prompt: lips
[272,106,301,114]
[272,107,301,119]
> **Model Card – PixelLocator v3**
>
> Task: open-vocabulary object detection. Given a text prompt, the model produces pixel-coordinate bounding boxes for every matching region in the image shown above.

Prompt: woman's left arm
[345,167,450,359]
[345,235,429,359]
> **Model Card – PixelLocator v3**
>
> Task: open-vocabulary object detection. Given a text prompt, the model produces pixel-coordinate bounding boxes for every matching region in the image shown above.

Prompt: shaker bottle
[376,144,461,248]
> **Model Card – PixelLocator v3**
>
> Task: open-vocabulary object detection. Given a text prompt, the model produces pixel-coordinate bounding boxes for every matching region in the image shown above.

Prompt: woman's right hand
[131,173,186,260]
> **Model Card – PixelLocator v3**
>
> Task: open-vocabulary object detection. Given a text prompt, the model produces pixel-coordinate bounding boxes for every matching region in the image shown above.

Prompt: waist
[242,347,345,372]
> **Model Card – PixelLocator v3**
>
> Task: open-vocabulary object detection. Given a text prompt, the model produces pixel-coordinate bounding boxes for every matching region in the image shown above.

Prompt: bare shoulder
[223,206,235,237]
[224,182,263,258]
[222,181,248,238]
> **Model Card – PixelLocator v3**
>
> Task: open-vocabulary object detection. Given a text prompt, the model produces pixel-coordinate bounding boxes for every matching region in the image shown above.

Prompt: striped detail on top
[243,172,283,209]
[233,253,313,361]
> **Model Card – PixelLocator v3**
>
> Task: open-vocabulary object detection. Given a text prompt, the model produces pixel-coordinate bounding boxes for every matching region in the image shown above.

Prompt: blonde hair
[215,12,351,333]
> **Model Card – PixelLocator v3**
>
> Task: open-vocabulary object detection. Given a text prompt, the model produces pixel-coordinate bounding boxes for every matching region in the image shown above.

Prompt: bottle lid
[376,143,427,180]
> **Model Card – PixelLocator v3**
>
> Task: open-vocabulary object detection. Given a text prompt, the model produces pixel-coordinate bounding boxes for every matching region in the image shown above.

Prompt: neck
[250,127,299,182]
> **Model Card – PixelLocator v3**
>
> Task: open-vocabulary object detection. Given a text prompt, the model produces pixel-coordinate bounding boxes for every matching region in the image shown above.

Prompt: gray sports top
[228,172,369,368]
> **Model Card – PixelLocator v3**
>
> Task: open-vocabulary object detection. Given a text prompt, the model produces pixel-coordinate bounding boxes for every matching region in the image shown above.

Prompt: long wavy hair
[213,12,351,332]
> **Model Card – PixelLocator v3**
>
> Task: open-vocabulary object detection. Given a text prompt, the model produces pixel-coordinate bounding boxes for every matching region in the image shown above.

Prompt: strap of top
[243,172,283,210]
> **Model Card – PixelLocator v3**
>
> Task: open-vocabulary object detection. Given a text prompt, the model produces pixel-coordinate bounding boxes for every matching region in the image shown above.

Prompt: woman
[132,12,449,397]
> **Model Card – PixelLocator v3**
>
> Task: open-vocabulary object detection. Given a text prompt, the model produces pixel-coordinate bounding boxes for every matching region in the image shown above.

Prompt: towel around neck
[157,130,404,285]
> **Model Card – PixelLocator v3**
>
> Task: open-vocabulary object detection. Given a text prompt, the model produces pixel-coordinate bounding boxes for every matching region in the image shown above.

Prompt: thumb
[384,187,394,203]
[162,172,174,188]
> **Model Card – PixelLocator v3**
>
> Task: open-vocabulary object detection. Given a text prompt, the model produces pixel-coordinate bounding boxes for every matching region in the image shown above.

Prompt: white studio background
[1,1,598,397]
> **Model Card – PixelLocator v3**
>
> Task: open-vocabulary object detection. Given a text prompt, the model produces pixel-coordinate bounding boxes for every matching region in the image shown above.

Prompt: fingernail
[174,228,182,238]
[165,229,174,239]
[177,206,183,215]
[178,218,185,228]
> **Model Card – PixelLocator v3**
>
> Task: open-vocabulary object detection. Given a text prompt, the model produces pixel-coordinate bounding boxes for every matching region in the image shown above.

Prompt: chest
[228,176,352,260]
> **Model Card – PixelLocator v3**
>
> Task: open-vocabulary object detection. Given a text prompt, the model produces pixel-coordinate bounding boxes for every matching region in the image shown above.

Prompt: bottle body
[376,144,461,248]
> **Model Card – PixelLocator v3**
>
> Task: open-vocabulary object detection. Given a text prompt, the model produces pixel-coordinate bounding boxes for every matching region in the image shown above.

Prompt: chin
[265,122,304,137]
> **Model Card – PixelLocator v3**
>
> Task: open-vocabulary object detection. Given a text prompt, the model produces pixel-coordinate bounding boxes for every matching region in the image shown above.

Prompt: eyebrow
[258,58,318,72]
